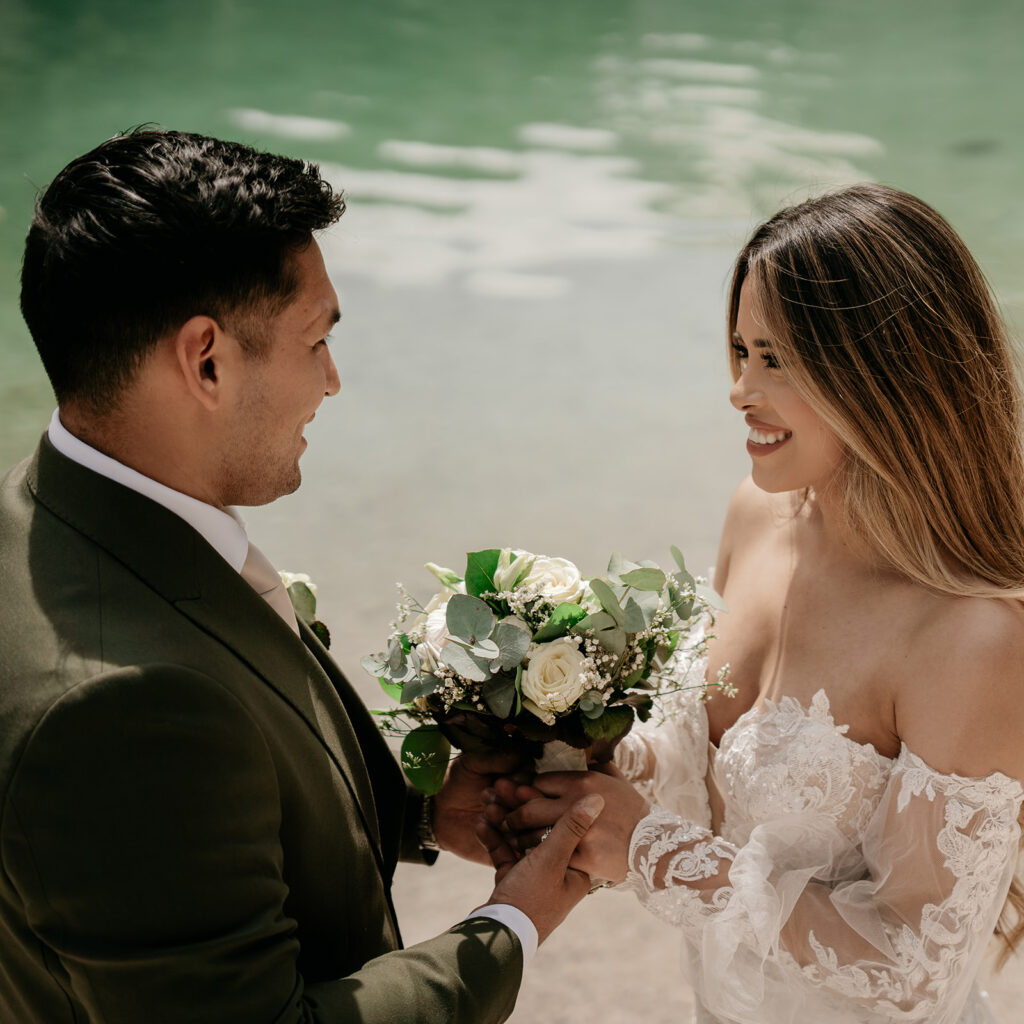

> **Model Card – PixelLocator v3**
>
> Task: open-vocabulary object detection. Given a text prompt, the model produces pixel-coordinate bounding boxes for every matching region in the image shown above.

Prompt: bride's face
[730,278,844,494]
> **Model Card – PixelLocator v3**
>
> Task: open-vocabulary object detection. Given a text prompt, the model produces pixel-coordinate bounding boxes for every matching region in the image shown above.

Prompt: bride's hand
[493,765,650,884]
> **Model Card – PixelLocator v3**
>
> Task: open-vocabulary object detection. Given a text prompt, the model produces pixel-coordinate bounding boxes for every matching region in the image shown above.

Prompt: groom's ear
[173,316,240,412]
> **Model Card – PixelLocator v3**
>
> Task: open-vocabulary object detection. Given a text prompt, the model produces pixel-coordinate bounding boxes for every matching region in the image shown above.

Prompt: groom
[0,129,601,1023]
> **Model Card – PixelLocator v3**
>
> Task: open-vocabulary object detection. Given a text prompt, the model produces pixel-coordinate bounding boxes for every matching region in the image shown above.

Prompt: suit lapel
[27,438,385,863]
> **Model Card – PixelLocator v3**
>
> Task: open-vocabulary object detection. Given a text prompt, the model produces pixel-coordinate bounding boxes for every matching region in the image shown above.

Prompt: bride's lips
[745,417,792,457]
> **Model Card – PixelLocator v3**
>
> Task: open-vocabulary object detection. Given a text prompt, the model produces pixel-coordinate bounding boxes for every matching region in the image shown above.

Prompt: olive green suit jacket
[0,438,522,1023]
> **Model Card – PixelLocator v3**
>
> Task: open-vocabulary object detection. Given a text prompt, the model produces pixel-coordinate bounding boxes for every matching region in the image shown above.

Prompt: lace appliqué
[625,806,736,926]
[620,689,1023,1024]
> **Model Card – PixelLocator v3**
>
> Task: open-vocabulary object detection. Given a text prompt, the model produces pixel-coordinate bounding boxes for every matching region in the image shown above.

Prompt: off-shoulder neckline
[711,687,1024,797]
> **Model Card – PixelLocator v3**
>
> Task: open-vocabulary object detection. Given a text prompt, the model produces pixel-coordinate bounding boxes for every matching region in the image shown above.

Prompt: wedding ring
[539,826,553,843]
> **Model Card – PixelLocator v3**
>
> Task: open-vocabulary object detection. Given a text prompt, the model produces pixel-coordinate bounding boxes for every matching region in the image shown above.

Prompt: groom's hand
[432,750,528,865]
[477,794,605,945]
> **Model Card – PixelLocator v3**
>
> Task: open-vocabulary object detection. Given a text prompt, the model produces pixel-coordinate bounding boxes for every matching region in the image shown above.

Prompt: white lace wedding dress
[614,646,1023,1024]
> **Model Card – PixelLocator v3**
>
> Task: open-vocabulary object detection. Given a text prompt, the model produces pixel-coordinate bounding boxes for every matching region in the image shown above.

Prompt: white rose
[422,605,452,666]
[522,638,589,717]
[521,555,586,605]
[278,571,317,598]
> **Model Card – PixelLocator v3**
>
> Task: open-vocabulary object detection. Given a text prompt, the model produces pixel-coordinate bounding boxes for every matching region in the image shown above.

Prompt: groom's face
[220,240,341,506]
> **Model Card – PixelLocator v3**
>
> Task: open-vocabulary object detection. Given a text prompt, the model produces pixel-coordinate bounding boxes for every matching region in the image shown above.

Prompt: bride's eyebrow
[732,330,773,348]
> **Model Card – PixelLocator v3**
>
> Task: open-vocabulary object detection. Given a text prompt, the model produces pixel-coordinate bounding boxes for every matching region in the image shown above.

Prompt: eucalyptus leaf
[401,673,440,703]
[532,602,588,643]
[286,581,317,623]
[573,611,616,634]
[441,642,492,682]
[361,653,387,677]
[465,549,501,598]
[588,578,626,627]
[387,640,405,674]
[401,725,451,795]
[670,545,688,573]
[514,664,524,715]
[493,621,531,671]
[482,673,517,718]
[619,567,666,591]
[623,590,659,632]
[593,626,627,655]
[607,551,639,580]
[446,594,496,642]
[471,638,500,659]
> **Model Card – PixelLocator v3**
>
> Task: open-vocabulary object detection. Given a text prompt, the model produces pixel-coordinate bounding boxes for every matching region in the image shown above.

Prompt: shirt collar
[47,408,250,573]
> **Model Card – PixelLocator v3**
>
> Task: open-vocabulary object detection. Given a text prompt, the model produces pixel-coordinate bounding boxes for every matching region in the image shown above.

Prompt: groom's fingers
[475,817,519,877]
[535,793,605,868]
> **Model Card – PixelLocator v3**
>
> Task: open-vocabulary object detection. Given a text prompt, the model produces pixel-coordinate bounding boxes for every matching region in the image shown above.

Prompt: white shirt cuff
[465,904,538,965]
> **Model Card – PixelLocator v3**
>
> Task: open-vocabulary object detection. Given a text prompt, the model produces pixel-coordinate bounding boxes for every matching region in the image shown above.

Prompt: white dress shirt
[46,409,538,964]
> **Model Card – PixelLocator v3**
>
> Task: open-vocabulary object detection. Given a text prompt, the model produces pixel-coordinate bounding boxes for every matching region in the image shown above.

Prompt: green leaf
[441,642,492,682]
[310,620,331,648]
[532,602,588,643]
[465,549,501,598]
[362,653,387,677]
[446,594,496,642]
[668,580,694,621]
[425,562,462,588]
[619,567,666,591]
[493,621,531,671]
[588,578,626,627]
[286,581,317,623]
[607,551,639,580]
[623,590,660,632]
[377,677,403,702]
[401,673,440,703]
[573,611,616,634]
[670,545,688,573]
[471,638,500,659]
[582,706,634,743]
[401,725,451,795]
[482,673,517,718]
[593,626,626,655]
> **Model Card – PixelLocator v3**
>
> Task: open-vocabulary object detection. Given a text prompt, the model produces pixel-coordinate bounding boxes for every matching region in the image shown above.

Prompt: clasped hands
[430,749,649,943]
[479,760,651,886]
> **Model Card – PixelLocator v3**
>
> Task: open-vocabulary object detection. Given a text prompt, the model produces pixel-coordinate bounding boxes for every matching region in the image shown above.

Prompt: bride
[488,183,1024,1023]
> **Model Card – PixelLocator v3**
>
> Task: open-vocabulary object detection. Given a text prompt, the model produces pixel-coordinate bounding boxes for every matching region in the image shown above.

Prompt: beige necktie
[240,542,300,635]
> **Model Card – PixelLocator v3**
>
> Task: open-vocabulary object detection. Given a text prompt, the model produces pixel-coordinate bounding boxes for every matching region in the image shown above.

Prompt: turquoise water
[3,0,1024,672]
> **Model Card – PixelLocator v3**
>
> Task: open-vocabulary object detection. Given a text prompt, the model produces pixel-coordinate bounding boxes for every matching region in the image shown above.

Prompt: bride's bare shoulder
[899,593,1024,782]
[714,477,794,589]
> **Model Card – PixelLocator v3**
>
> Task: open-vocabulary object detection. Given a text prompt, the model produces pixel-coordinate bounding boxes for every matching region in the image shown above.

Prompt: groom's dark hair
[20,127,345,413]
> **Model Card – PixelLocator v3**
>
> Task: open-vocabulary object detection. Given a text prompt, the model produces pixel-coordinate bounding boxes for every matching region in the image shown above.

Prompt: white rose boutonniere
[279,571,331,647]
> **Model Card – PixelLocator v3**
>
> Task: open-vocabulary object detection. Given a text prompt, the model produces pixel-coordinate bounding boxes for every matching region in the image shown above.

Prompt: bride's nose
[730,370,765,411]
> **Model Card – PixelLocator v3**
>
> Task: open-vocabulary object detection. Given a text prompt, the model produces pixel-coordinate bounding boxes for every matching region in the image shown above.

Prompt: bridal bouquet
[364,547,729,793]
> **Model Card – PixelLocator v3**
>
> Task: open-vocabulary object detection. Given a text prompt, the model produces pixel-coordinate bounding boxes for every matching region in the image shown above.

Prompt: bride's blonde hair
[728,182,1024,962]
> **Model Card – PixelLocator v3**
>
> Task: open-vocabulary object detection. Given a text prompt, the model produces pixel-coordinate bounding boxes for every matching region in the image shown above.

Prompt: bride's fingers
[475,816,520,873]
[504,795,570,834]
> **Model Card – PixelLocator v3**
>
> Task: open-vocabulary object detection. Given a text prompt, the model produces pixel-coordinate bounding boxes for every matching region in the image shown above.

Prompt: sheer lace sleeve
[615,645,714,828]
[623,744,1023,1023]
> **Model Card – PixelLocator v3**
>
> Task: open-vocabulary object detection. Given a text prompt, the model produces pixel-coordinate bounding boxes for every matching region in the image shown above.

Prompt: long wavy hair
[728,183,1024,962]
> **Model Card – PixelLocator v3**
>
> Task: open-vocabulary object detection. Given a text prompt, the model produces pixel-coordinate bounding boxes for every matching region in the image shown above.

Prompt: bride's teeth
[748,428,789,445]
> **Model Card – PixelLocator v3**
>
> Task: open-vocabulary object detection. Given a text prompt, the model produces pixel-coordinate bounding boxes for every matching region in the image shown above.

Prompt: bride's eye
[730,339,749,371]
[761,350,780,370]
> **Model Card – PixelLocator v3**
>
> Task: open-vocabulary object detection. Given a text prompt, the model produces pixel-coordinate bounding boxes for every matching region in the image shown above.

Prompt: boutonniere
[279,571,332,648]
